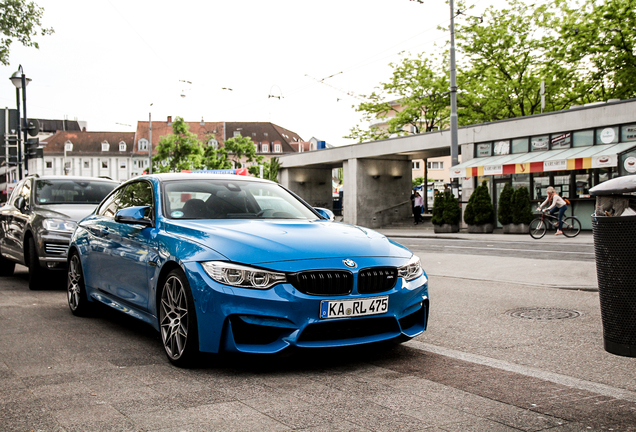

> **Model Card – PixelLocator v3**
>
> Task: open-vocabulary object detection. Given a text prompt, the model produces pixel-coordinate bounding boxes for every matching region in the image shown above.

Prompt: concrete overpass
[278,99,636,228]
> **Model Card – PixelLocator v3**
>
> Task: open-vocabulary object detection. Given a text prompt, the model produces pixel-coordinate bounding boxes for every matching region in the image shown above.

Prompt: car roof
[27,175,119,183]
[143,173,276,185]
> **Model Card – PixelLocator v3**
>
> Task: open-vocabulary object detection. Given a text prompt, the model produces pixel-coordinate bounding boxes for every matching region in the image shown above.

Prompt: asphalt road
[1,237,635,431]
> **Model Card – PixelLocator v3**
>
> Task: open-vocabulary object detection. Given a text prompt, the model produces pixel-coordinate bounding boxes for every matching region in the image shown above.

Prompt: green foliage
[511,186,534,225]
[431,191,445,225]
[201,144,232,170]
[497,184,514,225]
[152,117,203,173]
[248,157,279,182]
[442,191,461,225]
[0,0,54,65]
[346,54,450,142]
[223,135,260,168]
[412,177,425,188]
[464,181,495,225]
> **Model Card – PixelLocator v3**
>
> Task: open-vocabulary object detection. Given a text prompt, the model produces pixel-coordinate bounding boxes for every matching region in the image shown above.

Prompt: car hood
[36,204,97,222]
[165,219,412,264]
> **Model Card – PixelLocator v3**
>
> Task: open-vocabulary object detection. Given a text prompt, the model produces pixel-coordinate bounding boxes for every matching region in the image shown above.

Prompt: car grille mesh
[44,243,68,255]
[299,317,400,342]
[288,270,353,296]
[358,267,398,294]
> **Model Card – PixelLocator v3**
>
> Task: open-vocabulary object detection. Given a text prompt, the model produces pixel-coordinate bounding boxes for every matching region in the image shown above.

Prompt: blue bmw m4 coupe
[67,173,429,366]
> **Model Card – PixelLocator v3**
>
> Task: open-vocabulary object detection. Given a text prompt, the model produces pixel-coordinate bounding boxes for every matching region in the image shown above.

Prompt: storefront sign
[543,159,567,171]
[591,154,617,168]
[600,127,616,144]
[551,133,571,149]
[449,167,465,178]
[493,141,510,155]
[477,143,492,157]
[483,165,503,175]
[625,156,636,173]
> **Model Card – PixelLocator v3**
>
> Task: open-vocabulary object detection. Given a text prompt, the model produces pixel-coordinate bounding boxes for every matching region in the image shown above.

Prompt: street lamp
[9,65,32,180]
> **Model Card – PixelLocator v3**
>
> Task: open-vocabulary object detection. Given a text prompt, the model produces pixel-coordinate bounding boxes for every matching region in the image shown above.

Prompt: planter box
[503,223,530,234]
[433,224,459,233]
[467,223,494,233]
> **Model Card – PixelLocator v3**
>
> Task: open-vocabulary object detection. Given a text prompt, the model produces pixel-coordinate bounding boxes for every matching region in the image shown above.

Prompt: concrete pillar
[344,157,412,229]
[280,167,332,209]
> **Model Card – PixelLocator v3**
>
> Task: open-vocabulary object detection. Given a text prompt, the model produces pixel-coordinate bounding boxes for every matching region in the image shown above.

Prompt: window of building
[207,139,218,149]
[233,131,241,138]
[476,143,492,157]
[274,144,282,153]
[45,161,52,169]
[138,139,149,151]
[264,132,268,137]
[554,174,570,198]
[551,133,571,149]
[597,126,619,144]
[119,141,126,151]
[511,138,528,154]
[575,171,592,198]
[512,174,530,190]
[533,174,550,200]
[64,141,73,152]
[427,161,444,170]
[262,143,269,152]
[101,141,110,152]
[120,161,127,169]
[84,161,90,169]
[530,135,549,152]
[102,161,108,169]
[412,161,420,170]
[621,124,636,142]
[573,130,594,147]
[493,140,510,155]
[254,143,259,152]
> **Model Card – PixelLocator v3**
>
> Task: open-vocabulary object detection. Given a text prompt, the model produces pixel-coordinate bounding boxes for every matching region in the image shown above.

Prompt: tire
[0,254,15,276]
[27,237,47,290]
[561,217,581,238]
[529,218,547,239]
[67,252,91,316]
[159,268,199,367]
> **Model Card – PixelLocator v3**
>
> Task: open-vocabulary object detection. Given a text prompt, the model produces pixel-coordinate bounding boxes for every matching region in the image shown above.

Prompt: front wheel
[27,237,47,290]
[159,268,199,367]
[67,252,92,316]
[529,218,547,239]
[561,217,581,237]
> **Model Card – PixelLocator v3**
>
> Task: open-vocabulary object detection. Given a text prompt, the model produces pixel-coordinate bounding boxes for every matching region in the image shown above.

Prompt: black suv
[0,175,118,289]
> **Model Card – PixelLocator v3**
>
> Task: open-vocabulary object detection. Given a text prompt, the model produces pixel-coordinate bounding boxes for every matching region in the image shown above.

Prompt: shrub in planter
[442,191,461,225]
[464,180,495,231]
[511,186,534,225]
[431,191,445,226]
[497,183,514,226]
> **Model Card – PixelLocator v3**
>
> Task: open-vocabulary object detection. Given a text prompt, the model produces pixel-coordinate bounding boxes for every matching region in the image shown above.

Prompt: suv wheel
[27,237,47,290]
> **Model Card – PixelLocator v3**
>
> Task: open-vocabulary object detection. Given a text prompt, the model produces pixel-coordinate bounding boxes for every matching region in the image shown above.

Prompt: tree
[464,181,494,225]
[442,191,461,225]
[497,183,514,225]
[152,117,203,173]
[555,0,636,101]
[255,157,280,182]
[201,144,232,170]
[346,54,450,142]
[0,0,54,65]
[511,186,534,225]
[453,0,586,125]
[222,135,261,169]
[431,191,445,226]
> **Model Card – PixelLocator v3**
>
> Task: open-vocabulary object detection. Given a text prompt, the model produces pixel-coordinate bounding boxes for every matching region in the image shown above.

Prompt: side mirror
[15,196,26,213]
[115,206,154,227]
[314,207,335,221]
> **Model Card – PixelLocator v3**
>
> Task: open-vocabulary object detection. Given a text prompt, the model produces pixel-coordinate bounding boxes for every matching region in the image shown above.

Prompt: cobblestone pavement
[1,247,635,431]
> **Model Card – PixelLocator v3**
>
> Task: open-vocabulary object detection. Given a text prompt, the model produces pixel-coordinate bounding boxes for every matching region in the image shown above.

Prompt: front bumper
[38,231,72,266]
[182,260,429,354]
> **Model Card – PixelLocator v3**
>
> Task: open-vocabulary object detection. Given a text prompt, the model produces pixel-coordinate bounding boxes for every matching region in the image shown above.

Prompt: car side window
[119,181,154,219]
[97,187,126,218]
[19,179,32,208]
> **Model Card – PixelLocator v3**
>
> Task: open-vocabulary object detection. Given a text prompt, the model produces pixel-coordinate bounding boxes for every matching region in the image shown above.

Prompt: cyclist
[537,186,568,235]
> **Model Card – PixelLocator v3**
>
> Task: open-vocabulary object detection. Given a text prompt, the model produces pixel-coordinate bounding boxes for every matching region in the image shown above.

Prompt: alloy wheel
[160,275,189,360]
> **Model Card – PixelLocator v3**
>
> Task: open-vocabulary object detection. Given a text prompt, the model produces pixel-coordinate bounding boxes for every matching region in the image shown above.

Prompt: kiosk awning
[450,142,636,178]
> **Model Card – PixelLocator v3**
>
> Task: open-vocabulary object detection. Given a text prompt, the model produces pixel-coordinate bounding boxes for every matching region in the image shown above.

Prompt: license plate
[320,296,389,319]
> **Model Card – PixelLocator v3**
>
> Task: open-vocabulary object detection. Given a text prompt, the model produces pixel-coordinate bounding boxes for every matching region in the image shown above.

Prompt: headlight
[398,255,423,281]
[43,219,77,233]
[201,261,287,290]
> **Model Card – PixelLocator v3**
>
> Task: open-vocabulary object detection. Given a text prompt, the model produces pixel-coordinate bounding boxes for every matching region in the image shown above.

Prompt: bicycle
[529,210,581,239]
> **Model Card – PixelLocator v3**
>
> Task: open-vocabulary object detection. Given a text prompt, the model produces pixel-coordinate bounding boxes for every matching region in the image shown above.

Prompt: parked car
[0,175,119,289]
[66,173,429,366]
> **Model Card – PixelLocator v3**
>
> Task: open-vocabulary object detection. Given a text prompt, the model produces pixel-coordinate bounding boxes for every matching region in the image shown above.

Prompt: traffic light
[3,135,19,165]
[25,138,42,158]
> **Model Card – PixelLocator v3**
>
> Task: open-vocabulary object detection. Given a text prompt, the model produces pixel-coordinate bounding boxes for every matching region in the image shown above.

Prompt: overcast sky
[0,0,499,146]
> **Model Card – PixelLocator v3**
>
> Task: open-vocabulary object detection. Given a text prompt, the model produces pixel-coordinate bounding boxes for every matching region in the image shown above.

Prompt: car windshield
[164,179,319,220]
[36,179,117,205]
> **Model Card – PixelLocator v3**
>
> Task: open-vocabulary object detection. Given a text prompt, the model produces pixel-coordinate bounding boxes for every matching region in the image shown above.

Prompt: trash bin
[590,175,636,357]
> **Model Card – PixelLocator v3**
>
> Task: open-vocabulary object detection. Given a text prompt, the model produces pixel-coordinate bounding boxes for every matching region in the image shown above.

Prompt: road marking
[406,340,636,403]
[443,245,594,255]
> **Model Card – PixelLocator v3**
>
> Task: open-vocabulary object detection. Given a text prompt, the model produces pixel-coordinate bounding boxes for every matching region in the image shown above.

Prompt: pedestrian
[413,191,423,225]
[537,186,568,235]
